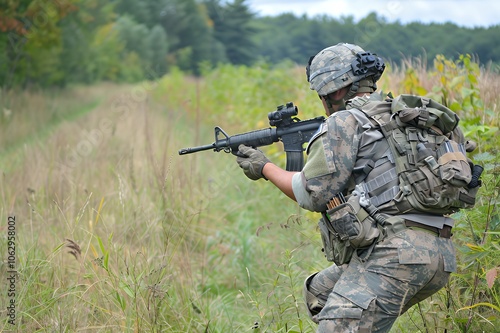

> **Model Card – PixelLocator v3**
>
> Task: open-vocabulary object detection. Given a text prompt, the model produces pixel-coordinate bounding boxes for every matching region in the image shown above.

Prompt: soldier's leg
[401,236,456,313]
[304,264,346,322]
[316,228,448,333]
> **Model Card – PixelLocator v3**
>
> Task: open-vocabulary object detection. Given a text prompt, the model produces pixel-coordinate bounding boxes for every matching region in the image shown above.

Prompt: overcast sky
[245,0,499,28]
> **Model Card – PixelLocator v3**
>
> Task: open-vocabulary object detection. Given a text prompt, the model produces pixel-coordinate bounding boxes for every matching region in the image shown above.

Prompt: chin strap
[323,95,345,115]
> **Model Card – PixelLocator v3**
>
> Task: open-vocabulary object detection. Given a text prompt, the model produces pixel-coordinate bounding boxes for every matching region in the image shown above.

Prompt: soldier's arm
[292,111,361,212]
[261,164,298,201]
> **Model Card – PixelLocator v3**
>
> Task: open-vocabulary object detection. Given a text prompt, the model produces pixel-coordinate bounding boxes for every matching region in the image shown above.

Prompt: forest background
[1,0,500,87]
[1,0,500,332]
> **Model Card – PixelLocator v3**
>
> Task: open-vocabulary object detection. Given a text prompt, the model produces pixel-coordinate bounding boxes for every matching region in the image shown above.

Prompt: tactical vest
[346,94,482,216]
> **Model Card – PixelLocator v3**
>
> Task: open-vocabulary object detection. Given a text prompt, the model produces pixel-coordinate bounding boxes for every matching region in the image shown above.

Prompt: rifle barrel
[178,143,216,155]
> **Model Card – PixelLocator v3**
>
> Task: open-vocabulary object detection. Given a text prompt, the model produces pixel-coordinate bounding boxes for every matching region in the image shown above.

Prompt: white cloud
[245,0,500,28]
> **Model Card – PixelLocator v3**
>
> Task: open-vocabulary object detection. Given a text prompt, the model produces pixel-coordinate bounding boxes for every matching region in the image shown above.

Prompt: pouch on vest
[392,95,480,213]
[355,94,483,215]
[318,194,380,265]
[437,140,471,187]
[318,217,354,266]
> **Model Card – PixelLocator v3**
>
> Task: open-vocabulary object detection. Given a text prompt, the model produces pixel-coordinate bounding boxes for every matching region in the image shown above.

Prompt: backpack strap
[347,94,479,215]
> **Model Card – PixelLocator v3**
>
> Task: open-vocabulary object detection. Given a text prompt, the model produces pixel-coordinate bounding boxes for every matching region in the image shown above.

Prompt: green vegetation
[2,0,499,88]
[1,55,499,332]
[2,2,499,331]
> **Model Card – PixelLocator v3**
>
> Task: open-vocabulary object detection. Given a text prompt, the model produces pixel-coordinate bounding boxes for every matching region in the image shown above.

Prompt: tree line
[1,0,499,88]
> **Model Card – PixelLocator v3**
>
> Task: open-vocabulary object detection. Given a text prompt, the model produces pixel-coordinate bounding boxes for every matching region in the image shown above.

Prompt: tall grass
[1,56,499,332]
[0,75,319,332]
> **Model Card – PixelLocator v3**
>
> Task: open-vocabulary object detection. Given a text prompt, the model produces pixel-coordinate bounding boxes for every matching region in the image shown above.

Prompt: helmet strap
[344,81,360,100]
[322,94,346,115]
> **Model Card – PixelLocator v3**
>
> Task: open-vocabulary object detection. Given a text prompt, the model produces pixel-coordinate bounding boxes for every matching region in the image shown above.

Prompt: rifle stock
[178,102,325,171]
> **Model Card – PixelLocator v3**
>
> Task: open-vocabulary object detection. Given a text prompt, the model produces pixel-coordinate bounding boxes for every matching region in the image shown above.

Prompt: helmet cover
[306,43,385,96]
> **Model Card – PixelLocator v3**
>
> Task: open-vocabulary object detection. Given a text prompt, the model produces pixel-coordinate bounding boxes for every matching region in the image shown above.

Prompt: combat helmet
[306,43,385,98]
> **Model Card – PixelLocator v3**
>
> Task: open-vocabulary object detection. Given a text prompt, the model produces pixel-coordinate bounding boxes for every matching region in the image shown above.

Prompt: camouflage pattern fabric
[296,94,459,331]
[307,43,384,98]
[298,110,361,211]
[308,217,456,332]
[308,44,365,96]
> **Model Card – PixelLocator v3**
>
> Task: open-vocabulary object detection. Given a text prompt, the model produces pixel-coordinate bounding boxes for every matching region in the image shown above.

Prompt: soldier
[236,43,480,332]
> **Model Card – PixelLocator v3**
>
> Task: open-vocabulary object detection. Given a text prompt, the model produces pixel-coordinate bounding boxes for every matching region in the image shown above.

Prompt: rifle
[178,102,325,171]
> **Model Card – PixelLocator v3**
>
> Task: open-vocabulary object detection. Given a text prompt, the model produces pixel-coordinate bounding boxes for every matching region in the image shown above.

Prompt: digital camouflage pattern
[296,93,461,331]
[300,110,361,211]
[309,217,456,332]
[307,43,384,97]
[308,43,366,96]
[299,42,471,332]
[297,94,389,212]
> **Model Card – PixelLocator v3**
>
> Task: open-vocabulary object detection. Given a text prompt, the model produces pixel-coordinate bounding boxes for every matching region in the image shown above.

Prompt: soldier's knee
[304,266,343,324]
[304,272,323,323]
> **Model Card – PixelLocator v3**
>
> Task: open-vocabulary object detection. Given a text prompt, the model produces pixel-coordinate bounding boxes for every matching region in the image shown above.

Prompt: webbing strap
[371,186,400,207]
[364,168,398,193]
[362,167,399,207]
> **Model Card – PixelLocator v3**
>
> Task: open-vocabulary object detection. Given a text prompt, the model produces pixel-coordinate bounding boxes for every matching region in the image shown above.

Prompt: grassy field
[1,59,499,332]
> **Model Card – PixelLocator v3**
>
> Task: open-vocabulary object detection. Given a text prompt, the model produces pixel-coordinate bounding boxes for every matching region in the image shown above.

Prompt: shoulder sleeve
[292,111,361,212]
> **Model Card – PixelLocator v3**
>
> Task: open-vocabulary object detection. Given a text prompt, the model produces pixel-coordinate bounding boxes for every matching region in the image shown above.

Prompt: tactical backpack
[347,94,483,215]
[317,94,483,265]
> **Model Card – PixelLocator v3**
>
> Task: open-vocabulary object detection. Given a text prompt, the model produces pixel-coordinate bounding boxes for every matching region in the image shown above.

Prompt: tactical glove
[236,144,270,181]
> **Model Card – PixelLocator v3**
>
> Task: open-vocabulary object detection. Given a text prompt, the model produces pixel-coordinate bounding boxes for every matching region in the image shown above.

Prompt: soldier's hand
[236,144,270,181]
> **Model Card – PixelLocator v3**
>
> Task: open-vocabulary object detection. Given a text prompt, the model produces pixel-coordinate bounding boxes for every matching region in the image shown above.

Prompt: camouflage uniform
[291,104,457,332]
[234,42,474,332]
